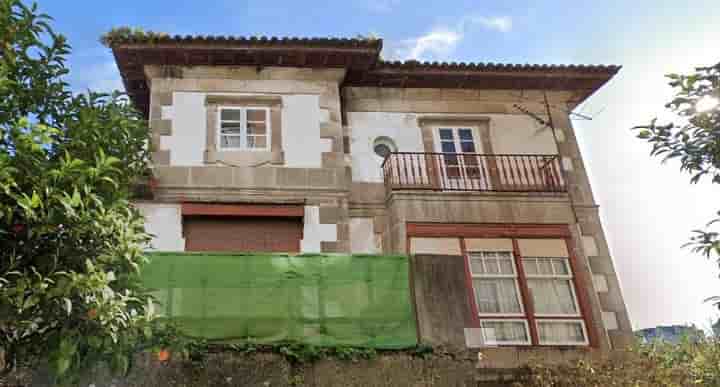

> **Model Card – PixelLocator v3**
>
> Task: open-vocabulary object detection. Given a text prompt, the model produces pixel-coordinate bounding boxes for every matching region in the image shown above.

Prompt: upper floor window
[218,107,270,151]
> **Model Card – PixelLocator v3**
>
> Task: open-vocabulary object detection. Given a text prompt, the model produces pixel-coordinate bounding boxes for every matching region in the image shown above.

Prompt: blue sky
[41,0,720,330]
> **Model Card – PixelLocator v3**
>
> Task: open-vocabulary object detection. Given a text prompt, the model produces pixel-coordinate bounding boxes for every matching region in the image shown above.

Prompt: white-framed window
[435,127,479,154]
[433,127,483,181]
[536,320,589,346]
[523,256,580,317]
[480,319,531,346]
[466,241,589,347]
[218,106,270,151]
[468,251,525,317]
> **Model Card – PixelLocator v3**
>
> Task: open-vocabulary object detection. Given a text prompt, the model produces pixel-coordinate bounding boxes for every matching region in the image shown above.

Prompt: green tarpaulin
[142,252,417,349]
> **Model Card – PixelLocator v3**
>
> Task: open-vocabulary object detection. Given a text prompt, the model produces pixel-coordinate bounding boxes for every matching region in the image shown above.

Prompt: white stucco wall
[160,92,206,166]
[300,205,338,253]
[347,112,559,183]
[488,114,558,155]
[160,92,325,168]
[134,203,185,251]
[346,112,425,183]
[349,217,378,254]
[282,95,324,167]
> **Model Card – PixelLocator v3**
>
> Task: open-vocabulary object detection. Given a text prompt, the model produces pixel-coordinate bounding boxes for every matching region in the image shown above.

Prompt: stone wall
[4,351,567,387]
[144,65,351,254]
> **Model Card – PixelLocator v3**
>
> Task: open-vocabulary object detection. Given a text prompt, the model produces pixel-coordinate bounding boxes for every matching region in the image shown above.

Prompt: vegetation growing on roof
[101,27,381,48]
[100,26,170,47]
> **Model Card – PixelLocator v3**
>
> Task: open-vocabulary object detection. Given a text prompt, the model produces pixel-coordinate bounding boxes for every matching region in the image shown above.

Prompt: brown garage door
[183,216,303,253]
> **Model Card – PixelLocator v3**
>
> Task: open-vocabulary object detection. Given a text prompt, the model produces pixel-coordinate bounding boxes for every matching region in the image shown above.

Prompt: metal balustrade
[382,152,566,193]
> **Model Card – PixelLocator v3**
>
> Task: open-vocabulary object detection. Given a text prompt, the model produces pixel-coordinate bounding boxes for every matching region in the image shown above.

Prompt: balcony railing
[382,152,566,193]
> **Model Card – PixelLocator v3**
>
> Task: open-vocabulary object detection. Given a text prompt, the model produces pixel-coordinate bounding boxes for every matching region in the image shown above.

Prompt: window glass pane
[458,128,474,140]
[473,278,521,314]
[537,259,553,275]
[537,320,586,344]
[498,258,514,274]
[470,252,514,275]
[469,257,485,275]
[439,129,454,140]
[485,258,500,274]
[481,321,528,344]
[523,258,538,275]
[246,109,266,121]
[221,109,241,121]
[248,135,267,149]
[247,122,267,135]
[552,258,569,275]
[441,141,456,153]
[460,141,476,153]
[220,122,242,134]
[527,279,577,315]
[220,135,242,148]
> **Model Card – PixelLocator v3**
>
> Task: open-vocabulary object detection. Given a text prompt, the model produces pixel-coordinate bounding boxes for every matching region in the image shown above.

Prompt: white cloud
[469,16,512,33]
[390,15,512,61]
[394,28,462,61]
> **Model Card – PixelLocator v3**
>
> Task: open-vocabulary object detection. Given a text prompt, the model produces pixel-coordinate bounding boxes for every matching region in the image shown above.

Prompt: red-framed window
[408,223,597,347]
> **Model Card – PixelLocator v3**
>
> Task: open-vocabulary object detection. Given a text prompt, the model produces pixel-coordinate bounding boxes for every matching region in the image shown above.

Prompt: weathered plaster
[349,217,378,253]
[301,205,338,253]
[134,202,185,251]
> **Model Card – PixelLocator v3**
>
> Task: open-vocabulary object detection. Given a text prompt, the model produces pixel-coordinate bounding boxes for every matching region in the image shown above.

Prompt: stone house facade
[110,34,633,364]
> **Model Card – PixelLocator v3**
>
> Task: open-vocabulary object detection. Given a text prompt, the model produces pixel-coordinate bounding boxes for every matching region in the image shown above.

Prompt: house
[109,33,633,363]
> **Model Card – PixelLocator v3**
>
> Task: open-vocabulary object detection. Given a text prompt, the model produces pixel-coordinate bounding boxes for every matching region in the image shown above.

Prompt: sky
[39,0,720,330]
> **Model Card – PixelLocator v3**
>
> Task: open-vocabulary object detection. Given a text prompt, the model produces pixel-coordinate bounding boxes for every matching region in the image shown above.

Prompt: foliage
[99,27,381,49]
[99,26,170,48]
[0,0,162,384]
[517,338,720,386]
[275,343,377,363]
[634,62,720,298]
[411,343,434,358]
[181,341,383,364]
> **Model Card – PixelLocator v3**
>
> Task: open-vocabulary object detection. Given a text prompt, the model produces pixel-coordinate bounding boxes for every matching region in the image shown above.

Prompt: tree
[0,0,165,383]
[634,62,720,298]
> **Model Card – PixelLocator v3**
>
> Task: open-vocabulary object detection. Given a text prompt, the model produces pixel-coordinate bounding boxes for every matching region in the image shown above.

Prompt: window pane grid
[523,256,572,278]
[522,256,580,317]
[536,320,588,345]
[218,107,269,150]
[467,240,589,347]
[480,320,531,345]
[468,251,524,317]
[468,251,516,277]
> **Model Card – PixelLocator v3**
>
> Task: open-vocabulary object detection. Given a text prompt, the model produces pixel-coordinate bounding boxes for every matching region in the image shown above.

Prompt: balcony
[382,152,566,194]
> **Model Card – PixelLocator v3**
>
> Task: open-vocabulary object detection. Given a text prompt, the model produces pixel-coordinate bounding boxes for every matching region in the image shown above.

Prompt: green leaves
[1,0,158,383]
[99,26,170,47]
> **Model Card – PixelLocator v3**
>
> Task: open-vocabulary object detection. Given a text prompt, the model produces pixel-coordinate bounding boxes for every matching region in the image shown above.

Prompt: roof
[345,60,619,94]
[105,29,619,117]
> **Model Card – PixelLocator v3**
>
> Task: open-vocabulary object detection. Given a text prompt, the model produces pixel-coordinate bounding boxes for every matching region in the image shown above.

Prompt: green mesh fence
[142,252,417,349]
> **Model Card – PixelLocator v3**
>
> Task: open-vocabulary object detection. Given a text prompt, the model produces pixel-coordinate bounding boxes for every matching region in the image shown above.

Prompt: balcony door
[433,127,490,190]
